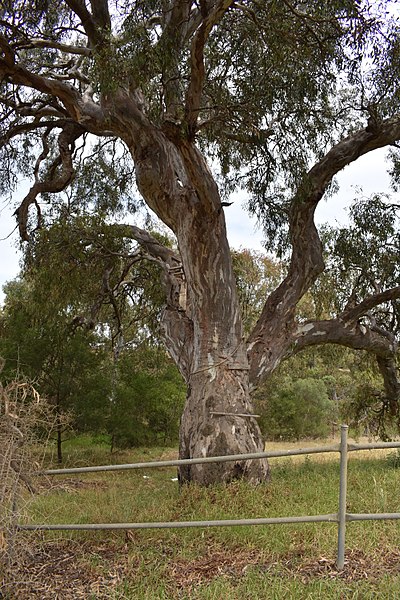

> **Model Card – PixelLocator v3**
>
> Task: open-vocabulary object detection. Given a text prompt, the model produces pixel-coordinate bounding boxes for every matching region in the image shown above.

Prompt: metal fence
[17,424,400,570]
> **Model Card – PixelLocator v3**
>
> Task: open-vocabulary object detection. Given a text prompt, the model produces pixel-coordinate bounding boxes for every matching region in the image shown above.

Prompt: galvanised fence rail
[17,425,400,570]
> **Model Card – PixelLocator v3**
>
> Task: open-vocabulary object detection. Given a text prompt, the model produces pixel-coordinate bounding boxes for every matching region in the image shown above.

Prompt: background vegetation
[2,439,399,599]
[0,218,398,455]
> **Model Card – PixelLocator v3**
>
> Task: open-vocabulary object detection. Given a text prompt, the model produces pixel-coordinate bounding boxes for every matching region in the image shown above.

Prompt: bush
[258,377,335,441]
[108,348,186,449]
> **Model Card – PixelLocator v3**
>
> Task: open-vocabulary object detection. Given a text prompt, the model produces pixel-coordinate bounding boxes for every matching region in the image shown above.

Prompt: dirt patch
[2,540,136,599]
[168,545,400,591]
[35,477,109,493]
[296,547,400,582]
[3,540,400,598]
[169,545,261,589]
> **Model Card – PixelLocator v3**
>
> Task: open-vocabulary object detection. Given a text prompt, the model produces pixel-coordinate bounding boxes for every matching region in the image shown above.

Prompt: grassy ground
[3,437,400,599]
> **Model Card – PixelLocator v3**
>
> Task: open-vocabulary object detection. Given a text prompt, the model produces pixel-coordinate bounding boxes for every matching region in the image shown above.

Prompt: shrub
[258,377,335,441]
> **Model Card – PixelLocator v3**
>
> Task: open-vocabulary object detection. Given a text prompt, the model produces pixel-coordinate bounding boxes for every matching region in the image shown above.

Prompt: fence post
[336,424,348,570]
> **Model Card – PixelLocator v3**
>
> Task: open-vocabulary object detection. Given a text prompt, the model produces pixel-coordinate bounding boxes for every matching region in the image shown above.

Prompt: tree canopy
[1,0,400,483]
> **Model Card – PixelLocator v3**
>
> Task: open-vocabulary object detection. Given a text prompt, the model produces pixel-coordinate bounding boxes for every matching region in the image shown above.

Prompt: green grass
[10,440,400,598]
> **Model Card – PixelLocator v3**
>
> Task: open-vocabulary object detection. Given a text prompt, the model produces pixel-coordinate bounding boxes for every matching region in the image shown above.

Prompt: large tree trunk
[126,130,270,484]
[179,364,269,485]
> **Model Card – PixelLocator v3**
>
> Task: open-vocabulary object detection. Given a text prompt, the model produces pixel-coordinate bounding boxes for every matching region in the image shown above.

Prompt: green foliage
[63,141,139,218]
[109,344,185,448]
[231,249,284,334]
[2,1,399,253]
[341,376,395,440]
[22,213,167,344]
[0,277,111,429]
[314,194,400,328]
[257,377,334,441]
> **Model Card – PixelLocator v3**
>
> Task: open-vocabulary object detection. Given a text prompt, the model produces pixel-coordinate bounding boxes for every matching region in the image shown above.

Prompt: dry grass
[119,436,398,467]
[0,368,58,595]
[3,436,400,598]
[265,436,399,465]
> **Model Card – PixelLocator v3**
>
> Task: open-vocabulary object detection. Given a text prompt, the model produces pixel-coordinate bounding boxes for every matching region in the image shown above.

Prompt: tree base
[178,369,270,485]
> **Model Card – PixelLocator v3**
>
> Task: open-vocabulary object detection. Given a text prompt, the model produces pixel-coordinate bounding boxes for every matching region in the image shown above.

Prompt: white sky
[0,147,393,305]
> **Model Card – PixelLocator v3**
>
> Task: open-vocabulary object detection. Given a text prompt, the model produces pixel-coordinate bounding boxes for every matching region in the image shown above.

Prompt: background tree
[109,342,185,449]
[310,194,400,425]
[232,249,283,336]
[0,214,188,453]
[1,1,400,484]
[0,277,111,462]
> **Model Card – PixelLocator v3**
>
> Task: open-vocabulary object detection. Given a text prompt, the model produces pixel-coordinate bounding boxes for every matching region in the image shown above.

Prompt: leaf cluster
[1,1,399,252]
[22,213,166,342]
[314,193,400,333]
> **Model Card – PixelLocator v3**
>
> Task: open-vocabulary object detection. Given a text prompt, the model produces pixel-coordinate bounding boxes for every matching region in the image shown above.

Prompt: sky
[0,147,393,305]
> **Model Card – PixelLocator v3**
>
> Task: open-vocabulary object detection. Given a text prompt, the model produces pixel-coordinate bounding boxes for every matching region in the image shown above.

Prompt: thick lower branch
[120,223,194,379]
[248,117,400,389]
[160,307,193,382]
[291,318,397,357]
[290,319,399,413]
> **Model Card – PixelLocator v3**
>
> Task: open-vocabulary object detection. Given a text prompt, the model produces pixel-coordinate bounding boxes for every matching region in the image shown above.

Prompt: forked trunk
[128,130,270,485]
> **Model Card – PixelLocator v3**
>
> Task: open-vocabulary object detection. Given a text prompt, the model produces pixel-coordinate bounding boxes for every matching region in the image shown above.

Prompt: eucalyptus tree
[1,1,400,484]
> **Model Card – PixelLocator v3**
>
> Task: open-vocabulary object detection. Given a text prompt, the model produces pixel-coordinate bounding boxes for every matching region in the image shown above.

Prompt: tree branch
[117,224,194,380]
[0,118,69,146]
[340,286,400,324]
[89,0,111,32]
[121,224,180,267]
[14,39,91,57]
[15,122,85,240]
[157,1,193,121]
[0,54,107,132]
[248,116,400,383]
[303,116,400,207]
[0,32,15,64]
[0,57,81,120]
[289,317,399,415]
[185,0,234,138]
[64,0,105,48]
[291,319,397,357]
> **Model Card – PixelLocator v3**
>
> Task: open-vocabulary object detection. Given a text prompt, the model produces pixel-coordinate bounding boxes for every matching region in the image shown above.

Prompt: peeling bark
[3,1,400,483]
[179,365,269,485]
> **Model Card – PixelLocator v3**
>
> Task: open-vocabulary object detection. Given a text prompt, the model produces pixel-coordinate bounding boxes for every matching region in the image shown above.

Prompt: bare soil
[3,539,400,599]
